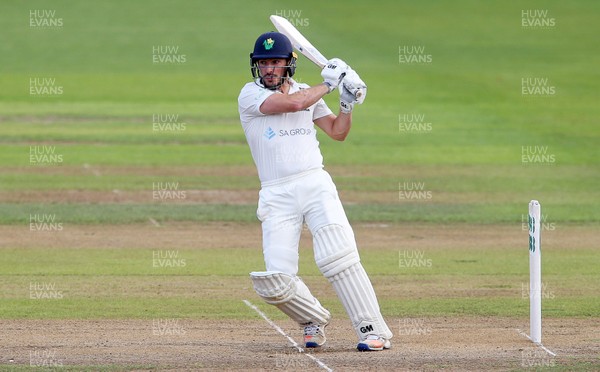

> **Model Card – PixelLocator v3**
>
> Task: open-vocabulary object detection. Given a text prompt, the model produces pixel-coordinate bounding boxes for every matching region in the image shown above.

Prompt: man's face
[258,58,288,88]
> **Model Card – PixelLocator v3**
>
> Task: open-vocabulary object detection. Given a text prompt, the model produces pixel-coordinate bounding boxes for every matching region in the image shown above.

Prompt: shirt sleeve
[312,97,333,121]
[238,83,275,121]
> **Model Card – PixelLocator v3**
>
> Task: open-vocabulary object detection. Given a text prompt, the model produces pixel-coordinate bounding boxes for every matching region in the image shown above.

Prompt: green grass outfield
[1,0,599,226]
[1,244,598,319]
[0,0,598,332]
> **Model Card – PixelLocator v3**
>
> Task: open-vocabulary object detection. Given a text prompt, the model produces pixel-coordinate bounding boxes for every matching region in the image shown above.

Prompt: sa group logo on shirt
[264,127,276,140]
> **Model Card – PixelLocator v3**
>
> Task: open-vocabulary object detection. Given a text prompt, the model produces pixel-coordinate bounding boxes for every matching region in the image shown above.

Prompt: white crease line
[516,329,557,356]
[243,299,333,372]
[148,218,160,227]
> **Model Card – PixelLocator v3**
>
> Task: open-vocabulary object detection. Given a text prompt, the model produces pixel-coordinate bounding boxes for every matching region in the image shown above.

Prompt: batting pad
[329,263,393,340]
[250,271,331,326]
[313,224,360,277]
[313,224,392,340]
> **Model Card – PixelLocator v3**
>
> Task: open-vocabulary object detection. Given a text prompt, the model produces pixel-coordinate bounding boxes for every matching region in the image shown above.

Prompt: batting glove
[340,85,355,114]
[321,58,348,93]
[341,68,367,104]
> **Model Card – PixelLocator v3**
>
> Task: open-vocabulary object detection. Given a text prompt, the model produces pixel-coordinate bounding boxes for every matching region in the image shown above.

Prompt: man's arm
[260,83,329,115]
[314,112,352,142]
[315,68,367,141]
[260,58,348,115]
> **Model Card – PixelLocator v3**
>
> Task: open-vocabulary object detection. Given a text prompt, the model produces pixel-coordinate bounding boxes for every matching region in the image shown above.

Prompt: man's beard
[262,74,287,90]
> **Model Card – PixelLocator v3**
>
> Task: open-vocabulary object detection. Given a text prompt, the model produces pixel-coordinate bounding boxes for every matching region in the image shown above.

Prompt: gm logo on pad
[264,127,276,140]
[360,324,374,333]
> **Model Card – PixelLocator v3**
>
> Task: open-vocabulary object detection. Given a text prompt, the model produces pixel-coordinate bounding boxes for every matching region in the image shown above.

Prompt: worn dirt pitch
[1,317,597,371]
[1,222,598,370]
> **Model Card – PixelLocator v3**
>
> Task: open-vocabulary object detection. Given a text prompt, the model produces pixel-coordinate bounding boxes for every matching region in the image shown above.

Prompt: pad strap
[250,271,331,326]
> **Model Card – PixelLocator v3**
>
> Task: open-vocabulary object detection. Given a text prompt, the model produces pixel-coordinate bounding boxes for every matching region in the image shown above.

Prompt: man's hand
[341,68,367,104]
[339,84,355,114]
[339,68,367,113]
[321,58,348,93]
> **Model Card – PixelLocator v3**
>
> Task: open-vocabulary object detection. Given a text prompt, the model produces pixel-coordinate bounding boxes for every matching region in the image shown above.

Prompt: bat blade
[269,15,364,101]
[270,15,327,68]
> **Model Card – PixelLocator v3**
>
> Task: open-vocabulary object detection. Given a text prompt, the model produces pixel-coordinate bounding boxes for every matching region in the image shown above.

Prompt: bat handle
[341,72,363,98]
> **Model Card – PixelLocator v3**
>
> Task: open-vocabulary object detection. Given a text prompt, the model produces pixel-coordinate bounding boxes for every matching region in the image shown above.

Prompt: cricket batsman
[238,31,393,351]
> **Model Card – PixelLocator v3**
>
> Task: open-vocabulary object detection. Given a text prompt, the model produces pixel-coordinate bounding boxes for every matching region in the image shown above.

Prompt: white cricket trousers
[256,167,394,340]
[257,167,352,274]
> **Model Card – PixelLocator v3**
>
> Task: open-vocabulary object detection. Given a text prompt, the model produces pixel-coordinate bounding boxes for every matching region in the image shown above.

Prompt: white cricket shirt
[238,79,333,185]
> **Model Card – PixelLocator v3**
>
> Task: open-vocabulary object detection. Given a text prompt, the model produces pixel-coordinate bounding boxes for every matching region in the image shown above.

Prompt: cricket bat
[270,15,364,101]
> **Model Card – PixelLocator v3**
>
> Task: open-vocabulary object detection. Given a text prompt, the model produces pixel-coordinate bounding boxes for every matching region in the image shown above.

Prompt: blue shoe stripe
[357,343,371,351]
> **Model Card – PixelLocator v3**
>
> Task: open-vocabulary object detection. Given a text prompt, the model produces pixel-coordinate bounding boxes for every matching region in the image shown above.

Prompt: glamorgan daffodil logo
[263,38,275,50]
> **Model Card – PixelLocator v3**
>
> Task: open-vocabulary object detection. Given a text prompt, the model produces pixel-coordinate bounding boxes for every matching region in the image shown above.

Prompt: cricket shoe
[304,323,327,348]
[357,335,391,351]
